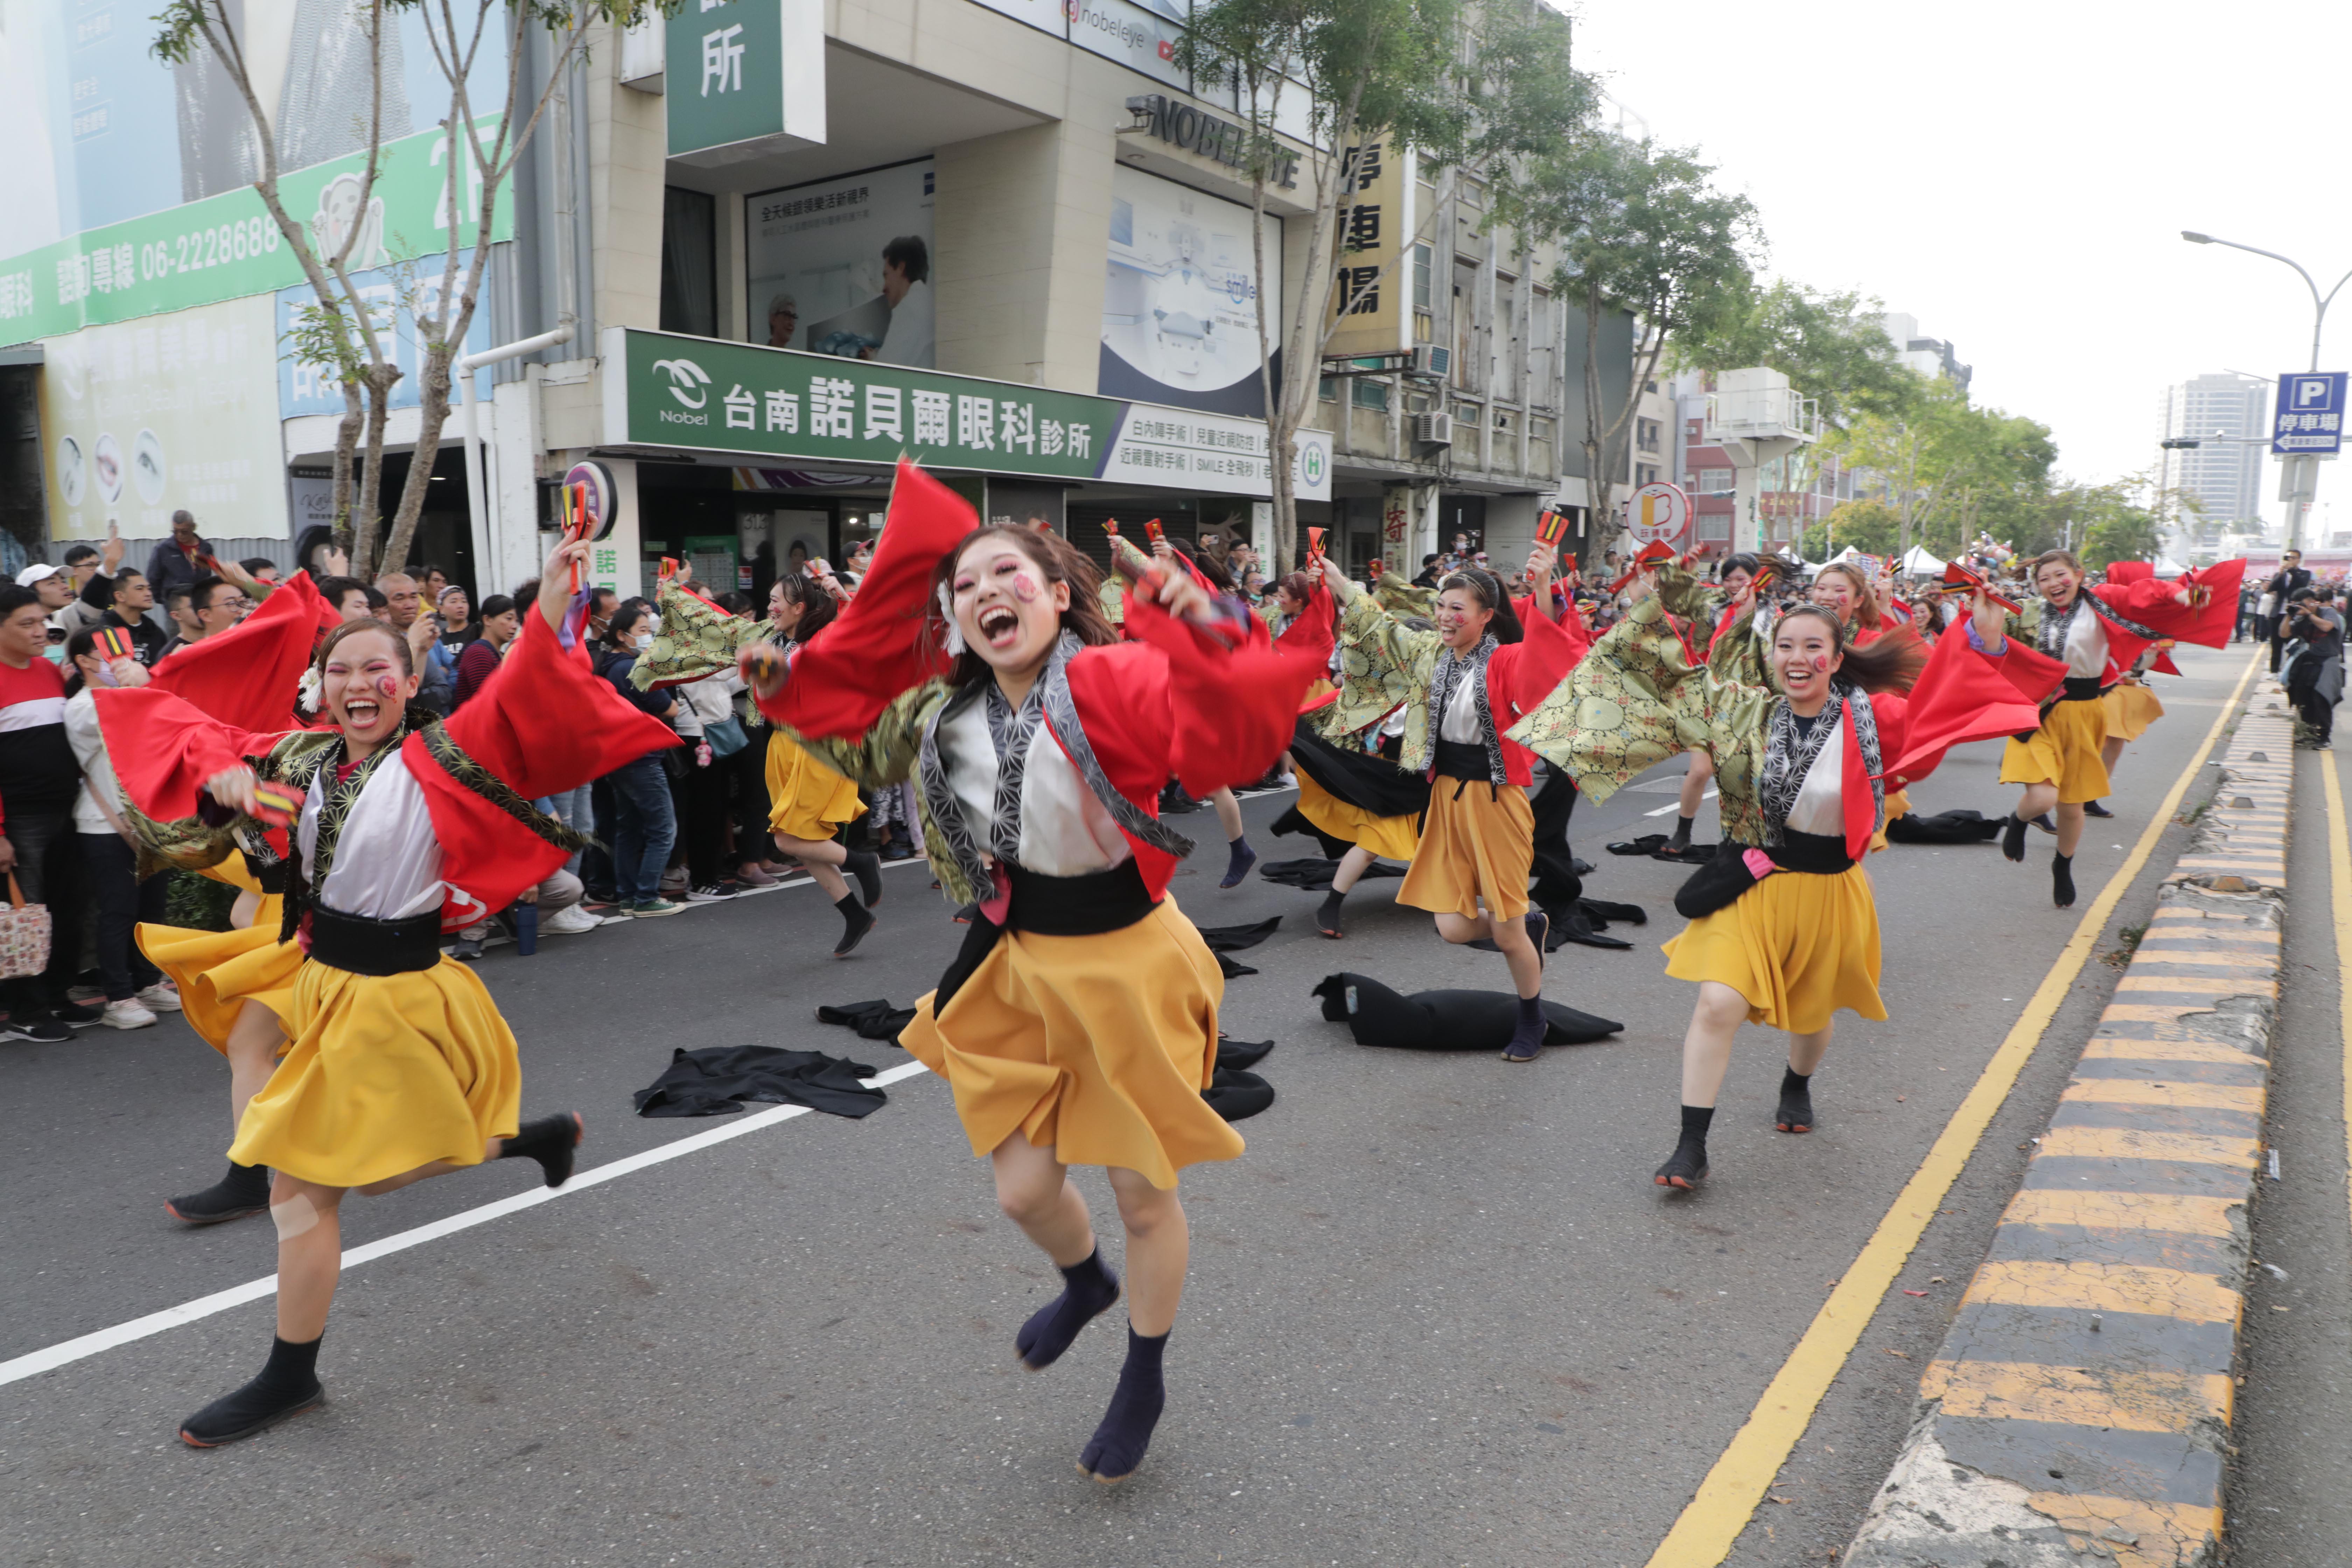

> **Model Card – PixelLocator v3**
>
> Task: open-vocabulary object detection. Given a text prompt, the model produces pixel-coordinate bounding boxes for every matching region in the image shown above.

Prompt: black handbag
[1673,849,1762,920]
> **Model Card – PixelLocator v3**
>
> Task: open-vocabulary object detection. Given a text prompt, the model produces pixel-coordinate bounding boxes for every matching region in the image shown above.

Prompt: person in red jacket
[97,539,676,1447]
[1315,543,1583,1062]
[745,459,1321,1485]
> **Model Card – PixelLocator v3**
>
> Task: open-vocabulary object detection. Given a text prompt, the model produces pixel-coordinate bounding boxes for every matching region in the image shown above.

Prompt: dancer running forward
[1315,544,1584,1060]
[746,461,1320,1483]
[98,541,676,1445]
[1511,567,2054,1188]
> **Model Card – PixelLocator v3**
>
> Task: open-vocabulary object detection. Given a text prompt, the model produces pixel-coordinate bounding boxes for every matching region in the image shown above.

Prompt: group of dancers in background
[79,456,2236,1480]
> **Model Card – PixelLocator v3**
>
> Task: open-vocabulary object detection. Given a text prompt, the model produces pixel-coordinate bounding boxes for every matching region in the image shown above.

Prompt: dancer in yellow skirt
[747,460,1319,1482]
[1511,568,2051,1189]
[1314,543,1582,1060]
[98,540,675,1446]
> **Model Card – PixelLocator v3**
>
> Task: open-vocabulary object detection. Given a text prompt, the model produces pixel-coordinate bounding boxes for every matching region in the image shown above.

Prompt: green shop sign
[0,122,516,345]
[667,0,825,159]
[600,329,1335,500]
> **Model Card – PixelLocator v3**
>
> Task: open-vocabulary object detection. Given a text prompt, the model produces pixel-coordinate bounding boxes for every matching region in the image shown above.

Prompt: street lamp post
[2180,231,2352,550]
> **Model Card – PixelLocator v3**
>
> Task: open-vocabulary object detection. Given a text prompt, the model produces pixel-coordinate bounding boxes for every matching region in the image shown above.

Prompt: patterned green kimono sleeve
[1372,573,1436,618]
[632,582,766,691]
[1505,594,1707,805]
[777,680,947,791]
[1322,591,1430,739]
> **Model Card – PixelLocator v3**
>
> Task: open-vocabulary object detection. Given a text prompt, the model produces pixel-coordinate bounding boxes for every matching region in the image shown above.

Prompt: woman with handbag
[1510,568,2055,1189]
[96,539,675,1445]
[747,461,1320,1483]
[1312,545,1584,1062]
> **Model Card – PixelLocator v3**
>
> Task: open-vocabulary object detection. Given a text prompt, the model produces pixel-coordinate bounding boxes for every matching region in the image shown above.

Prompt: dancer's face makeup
[1808,573,1855,624]
[1770,613,1842,712]
[2035,561,2081,608]
[950,536,1069,672]
[320,627,419,751]
[1434,586,1493,651]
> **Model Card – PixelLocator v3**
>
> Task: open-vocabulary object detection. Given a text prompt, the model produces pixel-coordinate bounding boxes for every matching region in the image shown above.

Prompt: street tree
[156,0,674,576]
[1174,0,1593,567]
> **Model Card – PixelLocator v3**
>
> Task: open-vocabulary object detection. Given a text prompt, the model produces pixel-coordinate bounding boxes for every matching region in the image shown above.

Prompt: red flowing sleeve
[764,458,972,737]
[1852,692,1910,860]
[1493,604,1583,720]
[1880,622,2058,791]
[91,687,282,822]
[147,571,337,733]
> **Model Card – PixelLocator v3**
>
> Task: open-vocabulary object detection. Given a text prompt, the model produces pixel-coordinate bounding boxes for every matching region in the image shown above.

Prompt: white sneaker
[136,982,183,1013]
[540,904,602,935]
[458,920,495,943]
[100,999,159,1030]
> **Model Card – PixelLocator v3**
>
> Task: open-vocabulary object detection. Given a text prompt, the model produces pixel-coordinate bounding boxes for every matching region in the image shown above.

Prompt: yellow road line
[2323,749,2352,1309]
[1638,650,2260,1568]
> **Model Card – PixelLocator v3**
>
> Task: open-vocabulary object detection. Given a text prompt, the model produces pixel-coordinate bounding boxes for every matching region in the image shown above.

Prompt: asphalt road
[0,643,2254,1567]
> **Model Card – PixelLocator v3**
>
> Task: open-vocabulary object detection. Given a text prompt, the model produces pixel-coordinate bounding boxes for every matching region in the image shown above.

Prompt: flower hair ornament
[295,663,324,716]
[937,584,967,657]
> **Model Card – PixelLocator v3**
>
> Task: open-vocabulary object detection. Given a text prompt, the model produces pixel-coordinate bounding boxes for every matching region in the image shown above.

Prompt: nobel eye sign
[666,0,824,161]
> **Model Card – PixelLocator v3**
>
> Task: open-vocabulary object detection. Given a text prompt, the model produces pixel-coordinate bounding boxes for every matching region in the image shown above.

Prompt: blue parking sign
[2273,371,2347,455]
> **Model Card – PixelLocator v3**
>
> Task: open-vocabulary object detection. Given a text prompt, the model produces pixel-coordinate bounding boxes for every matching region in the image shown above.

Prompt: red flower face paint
[376,673,401,699]
[1011,571,1042,603]
[1811,653,1832,674]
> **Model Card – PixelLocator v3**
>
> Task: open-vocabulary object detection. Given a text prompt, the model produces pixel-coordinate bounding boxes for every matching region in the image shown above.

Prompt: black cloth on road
[1193,916,1281,953]
[1311,972,1622,1050]
[1885,808,2006,845]
[634,1045,888,1119]
[1256,852,1405,890]
[1204,1068,1274,1121]
[817,999,917,1042]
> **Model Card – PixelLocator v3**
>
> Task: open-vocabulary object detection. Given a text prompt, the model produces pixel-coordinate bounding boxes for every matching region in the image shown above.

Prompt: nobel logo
[651,357,713,409]
[1123,93,1299,190]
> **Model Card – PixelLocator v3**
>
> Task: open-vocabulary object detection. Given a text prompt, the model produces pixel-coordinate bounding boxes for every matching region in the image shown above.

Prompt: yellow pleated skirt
[2102,682,2164,742]
[1999,696,2110,803]
[139,902,299,1055]
[1395,778,1531,921]
[897,897,1241,1190]
[228,956,522,1190]
[1663,863,1885,1035]
[1295,770,1422,862]
[766,732,866,841]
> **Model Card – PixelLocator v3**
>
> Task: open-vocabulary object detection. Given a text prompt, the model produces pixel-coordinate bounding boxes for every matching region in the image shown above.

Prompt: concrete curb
[1842,680,2287,1568]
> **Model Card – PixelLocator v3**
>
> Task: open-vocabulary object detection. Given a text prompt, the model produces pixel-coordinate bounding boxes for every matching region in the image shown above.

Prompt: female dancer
[1315,542,1582,1061]
[1663,553,1766,859]
[99,540,676,1444]
[636,566,882,946]
[747,461,1318,1482]
[1510,567,2054,1187]
[1993,549,2228,906]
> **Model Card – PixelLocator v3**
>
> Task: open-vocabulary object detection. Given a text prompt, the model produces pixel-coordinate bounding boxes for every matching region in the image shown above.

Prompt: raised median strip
[1842,680,2287,1568]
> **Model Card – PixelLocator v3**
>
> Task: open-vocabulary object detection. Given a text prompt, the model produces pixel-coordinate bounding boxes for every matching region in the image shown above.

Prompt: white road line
[1643,787,1716,818]
[0,1059,934,1390]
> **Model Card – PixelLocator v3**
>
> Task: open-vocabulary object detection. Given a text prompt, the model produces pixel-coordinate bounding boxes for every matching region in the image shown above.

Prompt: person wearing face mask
[92,539,676,1446]
[1512,567,2057,1189]
[1315,542,1584,1063]
[594,600,686,918]
[741,459,1323,1486]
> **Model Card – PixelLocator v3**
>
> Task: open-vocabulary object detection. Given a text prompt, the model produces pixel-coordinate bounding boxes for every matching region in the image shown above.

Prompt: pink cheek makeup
[1011,572,1041,603]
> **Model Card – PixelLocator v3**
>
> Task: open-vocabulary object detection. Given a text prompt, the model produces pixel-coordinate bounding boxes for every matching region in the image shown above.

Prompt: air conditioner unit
[1414,412,1452,448]
[1407,344,1451,380]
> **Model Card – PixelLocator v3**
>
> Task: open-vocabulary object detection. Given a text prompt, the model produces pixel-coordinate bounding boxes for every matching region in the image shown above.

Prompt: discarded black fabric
[1204,1068,1275,1121]
[1215,1037,1274,1072]
[634,1046,888,1119]
[1311,973,1621,1050]
[1651,841,1718,863]
[1256,854,1406,891]
[1193,916,1282,953]
[1607,834,1667,857]
[1216,953,1258,979]
[816,999,918,1042]
[1886,808,2007,845]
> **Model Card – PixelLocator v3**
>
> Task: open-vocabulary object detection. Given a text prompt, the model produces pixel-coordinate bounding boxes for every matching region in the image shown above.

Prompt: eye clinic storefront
[587,328,1332,597]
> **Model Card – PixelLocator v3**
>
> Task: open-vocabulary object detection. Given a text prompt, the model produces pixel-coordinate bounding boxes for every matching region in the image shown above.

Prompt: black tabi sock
[1079,1327,1170,1481]
[2051,852,2076,909]
[842,849,883,907]
[1680,1103,1715,1149]
[1316,889,1346,934]
[1668,812,1695,848]
[833,892,876,956]
[2001,813,2030,863]
[499,1113,583,1188]
[1221,836,1258,888]
[1502,992,1546,1061]
[1016,1246,1121,1371]
[179,1335,324,1446]
[1777,1067,1815,1131]
[1655,1105,1714,1187]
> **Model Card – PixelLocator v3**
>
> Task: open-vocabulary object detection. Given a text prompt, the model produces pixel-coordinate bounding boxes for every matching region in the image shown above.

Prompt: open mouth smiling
[978,605,1021,646]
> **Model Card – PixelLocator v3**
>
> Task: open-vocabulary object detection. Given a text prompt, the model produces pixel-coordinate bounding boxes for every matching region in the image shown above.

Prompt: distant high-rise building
[1881,313,1973,395]
[2157,373,2267,529]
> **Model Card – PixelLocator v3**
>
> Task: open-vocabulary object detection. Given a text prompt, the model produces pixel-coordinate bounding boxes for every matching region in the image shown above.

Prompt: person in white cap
[15,565,75,664]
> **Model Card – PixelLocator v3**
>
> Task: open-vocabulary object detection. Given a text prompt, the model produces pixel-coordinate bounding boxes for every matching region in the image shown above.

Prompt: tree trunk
[330,387,364,556]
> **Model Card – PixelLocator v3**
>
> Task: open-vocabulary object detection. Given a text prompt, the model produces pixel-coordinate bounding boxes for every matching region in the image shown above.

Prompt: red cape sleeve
[764,457,972,736]
[1494,603,1583,719]
[1880,623,2055,791]
[148,571,337,733]
[1851,693,1908,860]
[92,687,283,822]
[2102,558,2245,649]
[1120,588,1324,797]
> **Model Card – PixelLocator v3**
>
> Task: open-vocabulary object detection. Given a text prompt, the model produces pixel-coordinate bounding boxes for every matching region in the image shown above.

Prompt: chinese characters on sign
[2273,372,2347,456]
[1322,135,1410,359]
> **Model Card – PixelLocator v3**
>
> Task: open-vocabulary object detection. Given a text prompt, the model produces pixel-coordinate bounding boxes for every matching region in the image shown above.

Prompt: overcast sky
[1572,0,2352,533]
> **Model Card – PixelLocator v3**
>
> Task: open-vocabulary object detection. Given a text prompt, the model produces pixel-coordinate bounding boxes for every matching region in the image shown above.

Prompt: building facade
[2157,372,2267,544]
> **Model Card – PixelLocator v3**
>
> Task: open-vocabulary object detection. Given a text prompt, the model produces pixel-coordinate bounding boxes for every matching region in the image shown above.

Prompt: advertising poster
[1067,0,1185,90]
[745,160,935,368]
[1099,164,1280,418]
[39,293,288,540]
[276,250,494,419]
